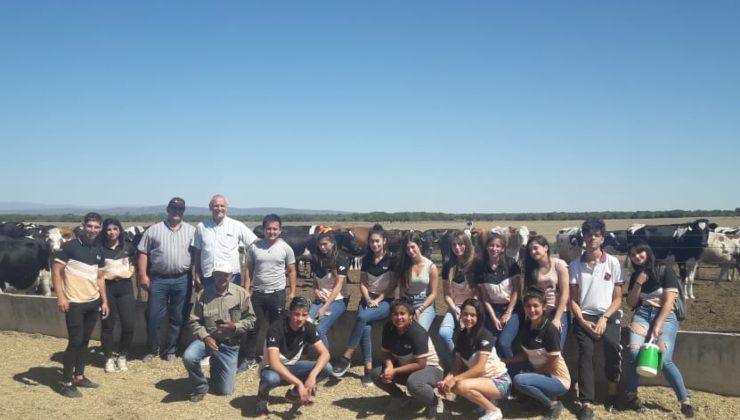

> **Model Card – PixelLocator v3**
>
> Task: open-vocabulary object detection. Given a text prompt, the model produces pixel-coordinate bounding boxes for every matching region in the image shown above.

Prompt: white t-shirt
[569,252,624,316]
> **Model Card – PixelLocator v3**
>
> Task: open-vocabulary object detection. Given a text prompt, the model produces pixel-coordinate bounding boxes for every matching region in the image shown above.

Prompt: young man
[137,197,196,361]
[193,194,257,289]
[240,213,297,371]
[569,218,624,419]
[256,296,332,417]
[183,261,256,402]
[52,212,108,398]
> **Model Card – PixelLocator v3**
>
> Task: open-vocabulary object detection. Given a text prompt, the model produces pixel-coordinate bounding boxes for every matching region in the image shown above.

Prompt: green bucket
[636,342,663,378]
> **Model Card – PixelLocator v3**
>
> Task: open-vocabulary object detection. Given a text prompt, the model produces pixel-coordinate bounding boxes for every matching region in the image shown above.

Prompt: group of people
[51,202,694,419]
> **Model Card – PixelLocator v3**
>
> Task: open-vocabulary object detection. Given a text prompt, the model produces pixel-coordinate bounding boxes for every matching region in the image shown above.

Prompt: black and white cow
[626,219,712,299]
[0,235,51,293]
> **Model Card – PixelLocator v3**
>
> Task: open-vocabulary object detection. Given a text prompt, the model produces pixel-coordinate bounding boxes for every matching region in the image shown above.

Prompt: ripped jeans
[625,306,688,401]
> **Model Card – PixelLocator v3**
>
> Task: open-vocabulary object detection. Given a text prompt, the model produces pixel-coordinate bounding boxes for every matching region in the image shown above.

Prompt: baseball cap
[168,197,186,209]
[213,260,232,274]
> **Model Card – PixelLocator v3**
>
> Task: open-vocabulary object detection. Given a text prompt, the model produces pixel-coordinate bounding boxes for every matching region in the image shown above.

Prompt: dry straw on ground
[2,331,738,419]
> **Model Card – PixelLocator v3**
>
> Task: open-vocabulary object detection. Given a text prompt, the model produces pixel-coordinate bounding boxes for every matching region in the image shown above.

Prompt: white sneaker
[116,356,128,371]
[478,408,503,420]
[104,358,117,373]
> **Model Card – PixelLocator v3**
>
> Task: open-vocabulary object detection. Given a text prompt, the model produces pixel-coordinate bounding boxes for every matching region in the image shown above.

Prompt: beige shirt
[189,283,256,341]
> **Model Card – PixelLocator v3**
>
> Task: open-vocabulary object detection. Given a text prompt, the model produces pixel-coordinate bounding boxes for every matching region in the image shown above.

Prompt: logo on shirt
[481,340,490,347]
[382,266,389,270]
[339,265,346,271]
[403,344,412,349]
[604,272,612,281]
[268,337,276,344]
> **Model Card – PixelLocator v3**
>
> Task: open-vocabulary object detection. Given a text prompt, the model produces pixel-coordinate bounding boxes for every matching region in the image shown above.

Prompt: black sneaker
[625,395,644,412]
[681,403,695,418]
[332,357,351,378]
[577,405,594,420]
[285,387,300,403]
[361,370,374,387]
[74,377,99,388]
[605,395,618,413]
[60,383,82,398]
[256,399,271,417]
[543,401,563,420]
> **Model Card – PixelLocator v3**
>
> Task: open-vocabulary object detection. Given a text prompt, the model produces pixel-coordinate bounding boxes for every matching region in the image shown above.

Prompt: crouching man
[256,296,333,416]
[183,261,256,402]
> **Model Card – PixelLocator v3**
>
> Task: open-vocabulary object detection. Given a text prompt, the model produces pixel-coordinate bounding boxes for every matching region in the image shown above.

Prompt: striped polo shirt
[137,220,195,276]
[55,238,104,303]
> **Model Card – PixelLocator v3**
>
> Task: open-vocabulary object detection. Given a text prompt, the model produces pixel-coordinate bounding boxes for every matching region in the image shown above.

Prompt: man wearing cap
[183,260,256,402]
[193,194,258,290]
[137,197,196,361]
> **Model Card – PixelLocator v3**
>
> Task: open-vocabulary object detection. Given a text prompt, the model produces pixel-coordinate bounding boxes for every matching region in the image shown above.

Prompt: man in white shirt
[193,194,257,290]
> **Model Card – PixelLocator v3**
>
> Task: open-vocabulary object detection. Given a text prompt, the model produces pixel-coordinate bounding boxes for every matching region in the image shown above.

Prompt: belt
[253,289,283,295]
[105,277,132,282]
[152,271,189,279]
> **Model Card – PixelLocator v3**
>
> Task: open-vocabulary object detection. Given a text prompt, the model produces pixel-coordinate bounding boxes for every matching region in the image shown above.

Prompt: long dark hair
[367,223,388,256]
[448,230,477,288]
[313,232,340,271]
[523,235,550,290]
[395,231,425,291]
[628,242,659,283]
[102,218,124,249]
[458,298,486,350]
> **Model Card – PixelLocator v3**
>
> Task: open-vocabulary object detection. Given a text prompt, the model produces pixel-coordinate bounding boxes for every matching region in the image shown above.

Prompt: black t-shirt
[312,254,350,278]
[100,242,136,280]
[455,327,495,360]
[265,316,321,366]
[442,262,471,284]
[518,319,570,387]
[628,264,680,308]
[381,320,439,366]
[474,256,521,286]
[361,253,396,277]
[56,237,104,268]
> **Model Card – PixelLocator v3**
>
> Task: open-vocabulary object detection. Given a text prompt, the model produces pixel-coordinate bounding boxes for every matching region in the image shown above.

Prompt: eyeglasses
[169,206,186,211]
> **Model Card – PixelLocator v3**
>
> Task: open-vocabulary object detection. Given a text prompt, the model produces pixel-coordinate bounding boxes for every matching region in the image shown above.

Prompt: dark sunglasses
[169,205,186,211]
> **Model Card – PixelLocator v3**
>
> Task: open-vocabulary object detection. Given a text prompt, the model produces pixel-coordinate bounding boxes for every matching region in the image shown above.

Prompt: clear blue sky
[1,1,738,213]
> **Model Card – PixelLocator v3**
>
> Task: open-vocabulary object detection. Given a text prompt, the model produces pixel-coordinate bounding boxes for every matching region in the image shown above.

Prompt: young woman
[624,242,694,417]
[523,235,570,350]
[308,232,350,351]
[438,230,478,370]
[439,298,511,420]
[371,299,445,419]
[505,287,570,420]
[475,233,521,359]
[99,218,136,373]
[333,224,397,385]
[396,231,439,331]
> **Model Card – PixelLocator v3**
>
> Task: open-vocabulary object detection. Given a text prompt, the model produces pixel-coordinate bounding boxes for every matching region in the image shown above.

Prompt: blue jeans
[258,360,333,400]
[439,306,460,370]
[513,372,568,407]
[547,309,569,352]
[492,303,520,359]
[625,306,688,401]
[347,297,392,364]
[182,339,239,395]
[146,273,192,356]
[309,298,348,349]
[407,292,435,331]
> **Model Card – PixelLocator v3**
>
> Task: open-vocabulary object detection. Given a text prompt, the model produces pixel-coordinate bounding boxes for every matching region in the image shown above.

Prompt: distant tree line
[3,208,739,224]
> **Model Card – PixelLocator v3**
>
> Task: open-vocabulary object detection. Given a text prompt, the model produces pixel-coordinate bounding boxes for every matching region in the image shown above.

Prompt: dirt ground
[3,331,739,420]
